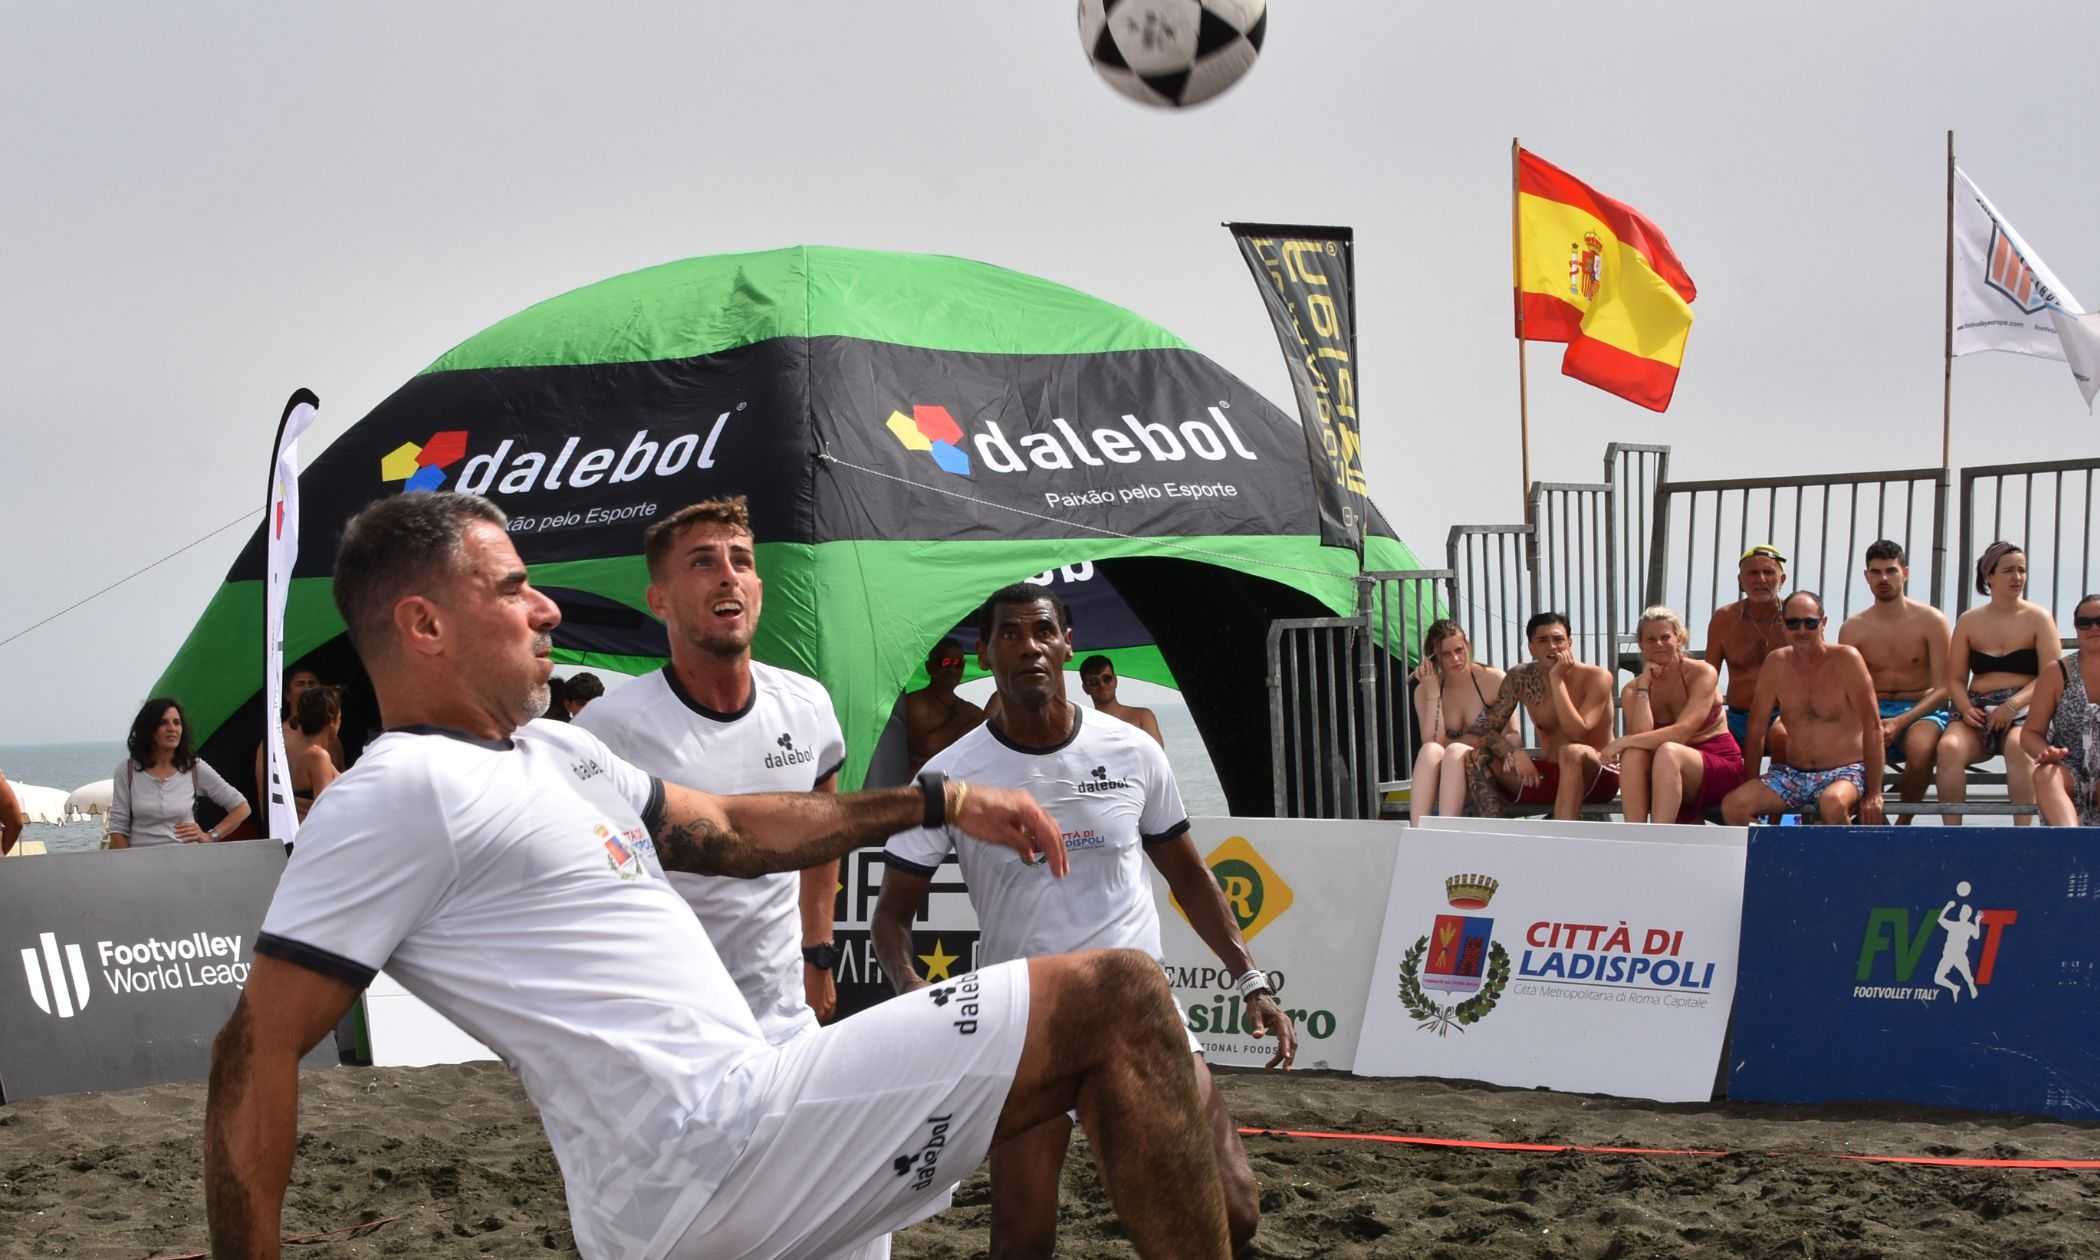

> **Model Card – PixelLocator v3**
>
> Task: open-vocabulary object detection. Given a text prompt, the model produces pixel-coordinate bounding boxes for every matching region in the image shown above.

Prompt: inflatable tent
[153,247,1425,813]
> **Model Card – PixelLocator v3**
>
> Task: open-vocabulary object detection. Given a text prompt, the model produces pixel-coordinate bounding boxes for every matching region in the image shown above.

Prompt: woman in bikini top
[1940,541,2060,826]
[284,686,344,822]
[1408,619,1508,824]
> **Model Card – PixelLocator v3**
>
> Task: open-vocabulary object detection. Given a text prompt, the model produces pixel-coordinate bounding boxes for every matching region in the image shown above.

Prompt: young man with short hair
[1460,612,1618,819]
[874,582,1289,1260]
[1078,653,1165,747]
[206,493,1237,1260]
[903,637,984,778]
[1838,540,1952,816]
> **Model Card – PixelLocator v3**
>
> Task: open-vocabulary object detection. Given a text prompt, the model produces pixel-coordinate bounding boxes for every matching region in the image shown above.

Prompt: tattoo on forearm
[205,1002,257,1256]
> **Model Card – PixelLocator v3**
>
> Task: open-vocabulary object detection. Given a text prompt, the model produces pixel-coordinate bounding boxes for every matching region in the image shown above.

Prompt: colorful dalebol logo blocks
[380,430,470,493]
[884,405,972,477]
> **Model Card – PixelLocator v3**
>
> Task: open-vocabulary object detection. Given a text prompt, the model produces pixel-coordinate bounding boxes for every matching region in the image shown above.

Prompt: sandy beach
[6,1063,2099,1259]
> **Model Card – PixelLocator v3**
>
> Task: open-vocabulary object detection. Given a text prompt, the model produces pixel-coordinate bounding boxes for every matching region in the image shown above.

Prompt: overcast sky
[3,1,2096,746]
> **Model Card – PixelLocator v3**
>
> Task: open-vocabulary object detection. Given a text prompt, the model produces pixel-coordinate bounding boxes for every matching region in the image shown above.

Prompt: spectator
[1599,606,1746,824]
[1705,544,1792,765]
[543,675,573,721]
[563,670,606,717]
[253,667,343,805]
[1838,540,1952,820]
[902,636,984,777]
[1938,541,2059,826]
[1078,654,1165,746]
[2021,593,2100,827]
[1459,611,1617,819]
[1407,620,1507,823]
[110,697,250,848]
[1722,592,1886,826]
[286,686,343,822]
[0,768,22,856]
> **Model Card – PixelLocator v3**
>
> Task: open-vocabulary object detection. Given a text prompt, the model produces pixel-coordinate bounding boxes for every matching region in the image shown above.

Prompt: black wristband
[917,771,947,828]
[802,943,842,971]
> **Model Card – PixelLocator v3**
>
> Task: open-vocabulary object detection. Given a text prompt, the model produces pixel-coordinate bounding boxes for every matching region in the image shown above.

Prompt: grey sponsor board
[0,840,329,1102]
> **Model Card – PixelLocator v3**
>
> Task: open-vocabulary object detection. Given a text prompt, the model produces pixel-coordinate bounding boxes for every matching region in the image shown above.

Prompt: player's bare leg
[996,950,1228,1259]
[987,1115,1072,1260]
[1195,1059,1260,1257]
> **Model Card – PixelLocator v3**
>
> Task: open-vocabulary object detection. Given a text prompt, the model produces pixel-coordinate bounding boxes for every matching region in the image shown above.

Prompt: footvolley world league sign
[0,841,331,1102]
[1353,824,1747,1103]
[1729,827,2100,1120]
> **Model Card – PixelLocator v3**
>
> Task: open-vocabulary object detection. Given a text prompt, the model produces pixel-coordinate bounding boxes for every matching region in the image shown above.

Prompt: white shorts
[666,960,1031,1260]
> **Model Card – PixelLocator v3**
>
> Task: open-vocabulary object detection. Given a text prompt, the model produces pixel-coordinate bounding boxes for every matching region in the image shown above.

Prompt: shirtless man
[903,636,984,778]
[1722,591,1887,826]
[1461,612,1617,819]
[1837,540,1951,816]
[1079,654,1164,747]
[1705,545,1791,766]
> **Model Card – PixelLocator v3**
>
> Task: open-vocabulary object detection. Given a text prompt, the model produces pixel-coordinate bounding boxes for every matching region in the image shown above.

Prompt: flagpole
[1512,137,1533,517]
[1942,129,1954,469]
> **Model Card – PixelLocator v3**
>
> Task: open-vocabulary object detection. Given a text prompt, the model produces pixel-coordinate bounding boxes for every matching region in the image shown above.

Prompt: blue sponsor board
[1729,827,2100,1120]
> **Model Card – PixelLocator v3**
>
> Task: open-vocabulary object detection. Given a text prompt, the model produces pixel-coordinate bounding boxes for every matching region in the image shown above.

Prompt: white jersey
[577,662,845,1045]
[885,708,1188,967]
[258,722,767,1259]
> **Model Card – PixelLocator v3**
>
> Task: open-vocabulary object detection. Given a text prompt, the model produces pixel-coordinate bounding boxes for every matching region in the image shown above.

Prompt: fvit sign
[0,842,329,1103]
[1729,827,2100,1121]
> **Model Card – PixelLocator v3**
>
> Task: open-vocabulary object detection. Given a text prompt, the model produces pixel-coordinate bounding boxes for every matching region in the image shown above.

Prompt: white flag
[265,389,320,843]
[1952,167,2084,360]
[2053,309,2100,412]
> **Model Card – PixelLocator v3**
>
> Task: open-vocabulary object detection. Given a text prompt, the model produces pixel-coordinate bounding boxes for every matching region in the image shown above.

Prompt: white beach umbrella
[65,778,113,819]
[11,783,71,824]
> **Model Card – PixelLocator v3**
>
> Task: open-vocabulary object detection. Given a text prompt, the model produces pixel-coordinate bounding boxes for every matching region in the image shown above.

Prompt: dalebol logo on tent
[1853,879,2017,1004]
[877,401,1261,510]
[20,930,250,1017]
[380,406,745,512]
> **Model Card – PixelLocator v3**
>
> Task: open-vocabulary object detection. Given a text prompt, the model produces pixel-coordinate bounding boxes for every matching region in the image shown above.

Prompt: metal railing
[1266,616,1373,819]
[1957,457,2100,625]
[1605,443,1670,663]
[1445,524,1536,675]
[1646,465,1949,648]
[1530,479,1616,681]
[1363,569,1458,794]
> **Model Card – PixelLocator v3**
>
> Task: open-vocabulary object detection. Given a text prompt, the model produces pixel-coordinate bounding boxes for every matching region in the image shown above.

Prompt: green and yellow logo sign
[1172,835,1295,942]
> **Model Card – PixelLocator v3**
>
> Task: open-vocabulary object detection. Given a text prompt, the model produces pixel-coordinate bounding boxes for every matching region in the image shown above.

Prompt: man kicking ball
[873,582,1293,1260]
[205,494,1237,1260]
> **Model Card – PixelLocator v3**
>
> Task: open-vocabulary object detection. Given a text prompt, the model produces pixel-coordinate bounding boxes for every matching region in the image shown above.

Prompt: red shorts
[1511,757,1620,805]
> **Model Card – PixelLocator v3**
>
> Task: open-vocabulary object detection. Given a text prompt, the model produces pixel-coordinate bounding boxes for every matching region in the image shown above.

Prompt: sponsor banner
[1226,223,1368,553]
[263,389,320,842]
[0,842,330,1102]
[1151,818,1395,1070]
[1414,816,1747,849]
[833,846,983,1020]
[1729,826,2100,1120]
[1952,167,2085,360]
[1354,824,1745,1102]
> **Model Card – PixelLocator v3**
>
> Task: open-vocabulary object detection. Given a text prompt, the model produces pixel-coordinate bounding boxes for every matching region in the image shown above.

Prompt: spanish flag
[1516,148,1696,412]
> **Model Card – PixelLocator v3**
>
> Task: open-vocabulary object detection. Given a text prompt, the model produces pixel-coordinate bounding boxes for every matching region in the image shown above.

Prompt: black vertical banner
[1227,223,1368,556]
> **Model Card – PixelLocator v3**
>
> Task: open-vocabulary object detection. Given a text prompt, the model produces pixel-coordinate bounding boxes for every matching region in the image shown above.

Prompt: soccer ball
[1078,0,1267,109]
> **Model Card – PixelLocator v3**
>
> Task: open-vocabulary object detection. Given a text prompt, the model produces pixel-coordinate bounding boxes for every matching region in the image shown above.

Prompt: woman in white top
[109,697,250,848]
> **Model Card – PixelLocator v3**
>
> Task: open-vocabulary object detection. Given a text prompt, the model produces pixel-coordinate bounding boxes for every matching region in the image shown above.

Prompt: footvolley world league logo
[1396,874,1512,1037]
[380,429,470,493]
[885,405,972,476]
[1854,878,2018,1005]
[21,932,91,1019]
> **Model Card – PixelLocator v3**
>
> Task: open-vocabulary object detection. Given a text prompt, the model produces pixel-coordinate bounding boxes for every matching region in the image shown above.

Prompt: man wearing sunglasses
[905,636,986,779]
[1079,654,1165,747]
[1722,591,1887,825]
[1704,544,1793,766]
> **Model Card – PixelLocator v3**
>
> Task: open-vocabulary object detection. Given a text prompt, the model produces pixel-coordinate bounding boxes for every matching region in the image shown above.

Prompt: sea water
[1,740,126,853]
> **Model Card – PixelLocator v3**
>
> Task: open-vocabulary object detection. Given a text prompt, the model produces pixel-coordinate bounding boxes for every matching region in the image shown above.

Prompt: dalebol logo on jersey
[380,406,745,498]
[765,732,815,770]
[20,930,249,1017]
[890,1112,957,1192]
[925,972,983,1035]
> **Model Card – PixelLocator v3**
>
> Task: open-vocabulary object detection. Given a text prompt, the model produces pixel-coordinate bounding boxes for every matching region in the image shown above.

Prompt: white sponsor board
[1354,822,1744,1102]
[365,970,497,1067]
[1416,816,1747,848]
[1151,818,1395,1071]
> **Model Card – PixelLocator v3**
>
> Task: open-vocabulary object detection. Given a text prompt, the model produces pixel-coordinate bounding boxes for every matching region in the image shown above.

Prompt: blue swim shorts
[1761,762,1867,813]
[1880,699,1952,763]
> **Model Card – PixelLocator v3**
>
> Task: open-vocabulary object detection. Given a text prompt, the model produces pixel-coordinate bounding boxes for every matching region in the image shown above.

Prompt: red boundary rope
[1239,1127,2100,1171]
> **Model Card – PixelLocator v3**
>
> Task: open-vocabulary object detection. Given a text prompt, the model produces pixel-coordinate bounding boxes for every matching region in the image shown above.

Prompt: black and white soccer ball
[1078,0,1267,109]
